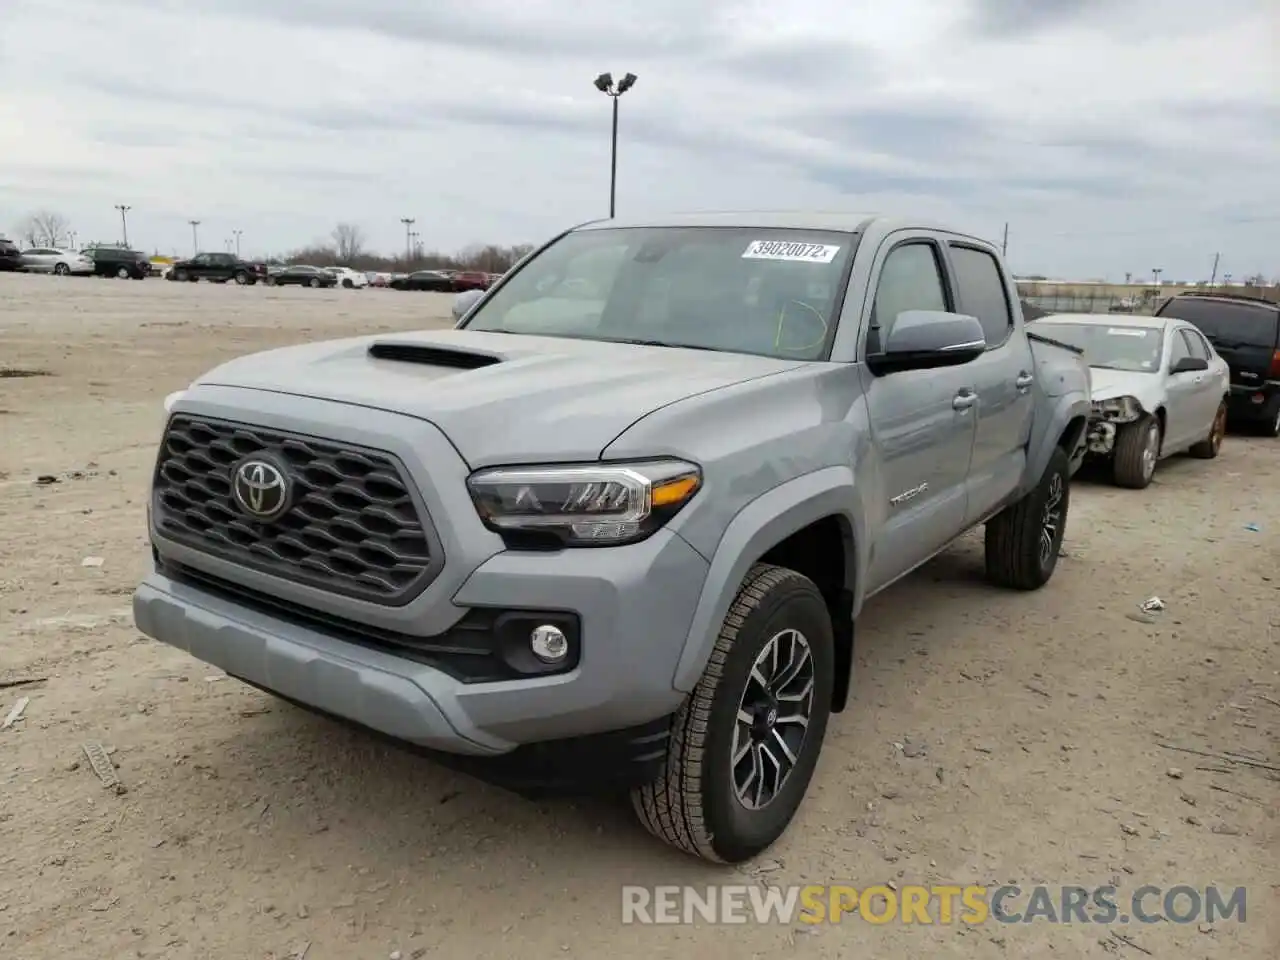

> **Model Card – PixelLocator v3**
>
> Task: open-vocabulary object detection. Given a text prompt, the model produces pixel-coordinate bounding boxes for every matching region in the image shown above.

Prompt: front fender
[1022,392,1091,493]
[671,466,863,693]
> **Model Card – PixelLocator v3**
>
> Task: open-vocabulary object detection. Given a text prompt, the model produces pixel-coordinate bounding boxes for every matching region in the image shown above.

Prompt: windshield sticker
[742,240,842,263]
[1106,328,1148,337]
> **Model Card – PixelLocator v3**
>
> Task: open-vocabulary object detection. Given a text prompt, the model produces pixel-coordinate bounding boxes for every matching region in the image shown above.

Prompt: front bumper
[136,386,709,763]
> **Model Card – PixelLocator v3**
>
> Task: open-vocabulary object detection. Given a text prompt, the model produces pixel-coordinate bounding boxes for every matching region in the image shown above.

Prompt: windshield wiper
[596,337,718,351]
[1026,331,1084,355]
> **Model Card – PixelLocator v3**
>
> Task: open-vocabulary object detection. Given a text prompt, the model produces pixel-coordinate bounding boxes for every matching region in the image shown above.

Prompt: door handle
[953,391,977,411]
[1015,372,1034,389]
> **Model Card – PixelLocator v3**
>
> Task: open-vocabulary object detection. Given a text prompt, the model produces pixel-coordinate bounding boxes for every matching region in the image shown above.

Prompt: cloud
[0,0,1275,280]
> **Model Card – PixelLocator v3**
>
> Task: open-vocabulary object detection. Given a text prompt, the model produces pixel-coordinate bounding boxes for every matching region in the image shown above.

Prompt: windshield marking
[742,240,842,263]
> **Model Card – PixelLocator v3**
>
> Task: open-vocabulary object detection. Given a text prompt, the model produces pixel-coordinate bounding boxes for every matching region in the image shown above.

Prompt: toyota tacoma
[135,213,1091,863]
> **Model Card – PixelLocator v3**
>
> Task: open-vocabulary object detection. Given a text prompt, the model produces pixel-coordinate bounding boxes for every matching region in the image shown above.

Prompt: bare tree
[16,210,71,247]
[331,223,366,264]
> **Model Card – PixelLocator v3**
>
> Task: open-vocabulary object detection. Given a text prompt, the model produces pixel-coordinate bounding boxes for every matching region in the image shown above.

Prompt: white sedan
[1032,313,1230,488]
[20,247,95,276]
[323,266,369,289]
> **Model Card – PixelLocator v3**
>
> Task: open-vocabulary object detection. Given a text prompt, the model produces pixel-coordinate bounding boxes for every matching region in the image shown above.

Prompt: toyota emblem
[231,458,290,521]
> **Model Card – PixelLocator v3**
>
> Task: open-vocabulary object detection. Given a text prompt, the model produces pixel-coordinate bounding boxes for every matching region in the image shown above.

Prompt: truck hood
[194,329,811,466]
[1088,367,1164,409]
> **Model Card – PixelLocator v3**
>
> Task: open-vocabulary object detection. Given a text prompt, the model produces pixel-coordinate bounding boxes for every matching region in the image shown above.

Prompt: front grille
[153,416,437,604]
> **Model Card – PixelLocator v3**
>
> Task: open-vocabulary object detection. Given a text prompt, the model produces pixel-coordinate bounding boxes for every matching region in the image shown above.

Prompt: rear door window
[1156,298,1279,348]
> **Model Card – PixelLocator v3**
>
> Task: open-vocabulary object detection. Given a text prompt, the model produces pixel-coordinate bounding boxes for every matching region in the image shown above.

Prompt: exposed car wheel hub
[731,628,815,811]
[1142,423,1159,480]
[1039,472,1064,568]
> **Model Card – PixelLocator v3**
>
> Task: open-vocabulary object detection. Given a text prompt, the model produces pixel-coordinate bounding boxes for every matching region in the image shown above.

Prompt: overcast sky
[1,0,1276,281]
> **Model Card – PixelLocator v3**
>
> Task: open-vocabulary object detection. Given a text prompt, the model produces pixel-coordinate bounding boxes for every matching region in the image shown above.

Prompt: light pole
[400,218,415,265]
[189,220,201,255]
[1152,268,1162,286]
[593,71,637,219]
[232,229,243,258]
[115,204,131,247]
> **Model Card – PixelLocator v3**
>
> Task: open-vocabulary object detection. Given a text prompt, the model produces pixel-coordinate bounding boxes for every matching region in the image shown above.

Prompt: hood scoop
[367,340,504,369]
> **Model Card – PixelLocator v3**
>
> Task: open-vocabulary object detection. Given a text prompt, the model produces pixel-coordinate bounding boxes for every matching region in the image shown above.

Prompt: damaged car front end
[1086,394,1147,457]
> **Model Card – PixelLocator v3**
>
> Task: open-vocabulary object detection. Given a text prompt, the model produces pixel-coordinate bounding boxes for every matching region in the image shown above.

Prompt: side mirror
[866,310,986,375]
[1171,356,1208,374]
[453,288,484,322]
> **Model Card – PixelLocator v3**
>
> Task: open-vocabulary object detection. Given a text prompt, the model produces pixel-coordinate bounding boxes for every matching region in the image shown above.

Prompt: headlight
[1091,395,1142,423]
[163,389,186,413]
[467,460,702,547]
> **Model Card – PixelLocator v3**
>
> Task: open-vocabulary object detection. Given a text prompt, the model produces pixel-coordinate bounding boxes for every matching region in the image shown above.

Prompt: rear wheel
[265,276,277,286]
[343,278,354,289]
[233,271,249,285]
[1190,401,1227,458]
[631,564,834,863]
[54,262,69,276]
[309,277,320,288]
[1262,400,1280,438]
[115,265,129,279]
[1113,415,1161,488]
[984,445,1070,590]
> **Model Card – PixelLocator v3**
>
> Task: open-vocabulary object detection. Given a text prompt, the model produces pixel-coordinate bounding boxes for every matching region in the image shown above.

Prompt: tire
[265,276,277,286]
[234,271,249,285]
[343,278,354,289]
[1112,414,1161,488]
[984,445,1070,591]
[1190,401,1227,458]
[631,564,834,864]
[115,265,129,279]
[1261,400,1280,439]
[309,277,320,288]
[174,269,188,281]
[54,263,69,276]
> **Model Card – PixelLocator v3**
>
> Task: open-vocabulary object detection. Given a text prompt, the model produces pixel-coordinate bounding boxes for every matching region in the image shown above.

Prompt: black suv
[1155,292,1280,435]
[167,252,268,285]
[85,245,151,279]
[0,238,22,271]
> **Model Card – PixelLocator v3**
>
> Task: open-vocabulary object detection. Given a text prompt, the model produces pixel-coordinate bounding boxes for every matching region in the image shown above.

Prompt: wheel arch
[672,467,863,713]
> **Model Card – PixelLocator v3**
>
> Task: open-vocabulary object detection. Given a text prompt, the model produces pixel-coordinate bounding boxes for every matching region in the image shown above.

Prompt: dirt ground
[1,272,1276,959]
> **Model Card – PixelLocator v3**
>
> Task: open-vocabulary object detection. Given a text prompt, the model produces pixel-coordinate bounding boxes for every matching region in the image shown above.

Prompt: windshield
[1034,321,1164,372]
[460,226,856,359]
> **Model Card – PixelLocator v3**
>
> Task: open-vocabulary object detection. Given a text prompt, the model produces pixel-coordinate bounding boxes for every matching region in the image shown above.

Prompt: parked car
[136,212,1090,864]
[453,270,491,291]
[324,266,369,289]
[1154,292,1280,436]
[84,244,151,279]
[390,270,456,292]
[168,252,267,285]
[1032,313,1229,488]
[0,238,23,271]
[264,264,337,288]
[369,272,393,287]
[19,247,95,276]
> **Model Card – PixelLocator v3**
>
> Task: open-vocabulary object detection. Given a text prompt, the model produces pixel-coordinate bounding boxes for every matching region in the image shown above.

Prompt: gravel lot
[1,272,1277,959]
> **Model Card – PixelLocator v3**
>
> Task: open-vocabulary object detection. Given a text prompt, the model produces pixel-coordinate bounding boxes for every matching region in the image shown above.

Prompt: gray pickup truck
[136,213,1090,864]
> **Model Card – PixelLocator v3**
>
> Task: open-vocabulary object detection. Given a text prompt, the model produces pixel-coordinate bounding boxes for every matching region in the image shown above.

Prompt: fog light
[530,624,569,662]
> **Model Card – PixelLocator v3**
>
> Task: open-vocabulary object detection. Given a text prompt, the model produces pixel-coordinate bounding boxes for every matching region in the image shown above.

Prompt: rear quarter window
[1156,298,1279,347]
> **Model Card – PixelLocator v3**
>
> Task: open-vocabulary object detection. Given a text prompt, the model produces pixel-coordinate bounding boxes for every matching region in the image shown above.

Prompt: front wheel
[1113,415,1161,488]
[54,263,70,276]
[234,271,249,285]
[632,564,834,863]
[265,276,277,286]
[985,445,1070,590]
[115,265,129,279]
[343,278,354,289]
